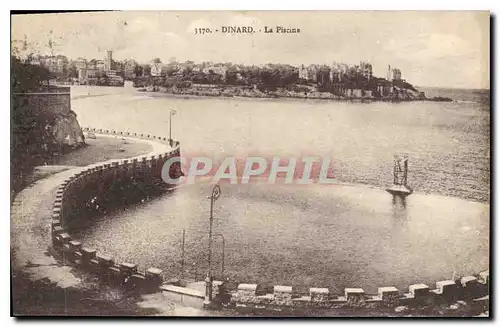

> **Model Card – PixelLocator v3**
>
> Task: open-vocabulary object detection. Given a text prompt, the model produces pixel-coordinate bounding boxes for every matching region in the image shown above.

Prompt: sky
[11,11,490,89]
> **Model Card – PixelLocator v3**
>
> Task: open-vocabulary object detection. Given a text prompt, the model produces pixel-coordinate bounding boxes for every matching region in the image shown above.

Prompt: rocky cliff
[11,87,85,197]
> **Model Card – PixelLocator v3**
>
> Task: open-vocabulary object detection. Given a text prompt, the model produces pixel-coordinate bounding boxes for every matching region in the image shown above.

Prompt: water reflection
[71,182,489,293]
[391,195,408,227]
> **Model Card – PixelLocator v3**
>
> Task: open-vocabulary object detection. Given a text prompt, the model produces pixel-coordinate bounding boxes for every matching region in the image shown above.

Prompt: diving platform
[386,184,413,197]
[386,154,413,197]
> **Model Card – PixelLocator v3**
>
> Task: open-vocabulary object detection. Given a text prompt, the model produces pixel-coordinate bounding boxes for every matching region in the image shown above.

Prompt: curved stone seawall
[50,127,181,292]
[229,274,489,312]
[47,128,490,313]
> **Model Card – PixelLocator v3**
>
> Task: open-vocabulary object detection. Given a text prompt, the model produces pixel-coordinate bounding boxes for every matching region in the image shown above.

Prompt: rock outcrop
[52,110,85,149]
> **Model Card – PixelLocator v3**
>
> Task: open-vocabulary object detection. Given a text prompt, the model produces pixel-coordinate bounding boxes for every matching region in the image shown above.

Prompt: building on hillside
[352,89,363,98]
[75,57,87,70]
[105,70,124,86]
[308,65,318,82]
[298,64,309,80]
[32,55,69,74]
[377,79,394,97]
[386,65,403,81]
[87,59,97,70]
[95,60,105,71]
[329,64,342,83]
[316,67,331,87]
[78,68,99,84]
[298,64,319,82]
[392,68,402,81]
[78,68,124,86]
[330,62,348,82]
[123,59,138,80]
[202,65,228,80]
[359,61,373,80]
[105,50,113,71]
[151,62,166,77]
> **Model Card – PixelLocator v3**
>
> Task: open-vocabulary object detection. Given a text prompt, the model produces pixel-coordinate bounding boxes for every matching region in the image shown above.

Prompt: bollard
[89,259,100,273]
[80,247,97,265]
[120,262,138,279]
[310,287,329,303]
[97,254,115,278]
[97,254,115,268]
[378,287,400,307]
[461,276,480,299]
[409,284,430,304]
[69,240,82,252]
[236,284,259,304]
[52,226,64,239]
[345,288,365,306]
[273,285,293,306]
[478,271,489,285]
[435,280,458,302]
[51,219,61,230]
[59,233,71,245]
[53,232,70,252]
[145,267,163,287]
[107,266,122,286]
[128,273,147,291]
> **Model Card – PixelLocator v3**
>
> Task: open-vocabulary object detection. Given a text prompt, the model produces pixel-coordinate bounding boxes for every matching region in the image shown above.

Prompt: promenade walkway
[10,134,209,316]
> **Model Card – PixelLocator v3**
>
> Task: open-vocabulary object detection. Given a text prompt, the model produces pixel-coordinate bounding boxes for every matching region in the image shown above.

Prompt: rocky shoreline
[137,85,452,102]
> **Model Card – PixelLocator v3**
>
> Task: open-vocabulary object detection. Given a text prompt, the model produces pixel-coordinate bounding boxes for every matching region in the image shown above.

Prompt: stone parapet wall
[82,127,180,147]
[12,86,71,116]
[50,128,180,292]
[229,273,489,311]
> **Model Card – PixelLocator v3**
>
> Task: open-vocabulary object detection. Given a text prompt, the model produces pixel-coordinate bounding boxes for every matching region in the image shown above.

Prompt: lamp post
[204,184,221,306]
[214,233,225,278]
[169,109,176,144]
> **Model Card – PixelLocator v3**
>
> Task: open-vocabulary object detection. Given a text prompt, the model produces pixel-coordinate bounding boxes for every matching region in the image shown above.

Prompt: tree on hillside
[133,65,144,77]
[11,56,50,92]
[142,65,151,76]
[11,54,56,194]
[67,64,78,79]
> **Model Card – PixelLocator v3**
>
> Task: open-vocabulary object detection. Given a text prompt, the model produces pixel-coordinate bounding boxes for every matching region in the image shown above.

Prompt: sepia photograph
[10,10,490,318]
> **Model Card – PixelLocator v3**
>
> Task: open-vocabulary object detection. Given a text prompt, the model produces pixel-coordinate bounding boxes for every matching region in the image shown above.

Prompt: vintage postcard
[10,11,490,317]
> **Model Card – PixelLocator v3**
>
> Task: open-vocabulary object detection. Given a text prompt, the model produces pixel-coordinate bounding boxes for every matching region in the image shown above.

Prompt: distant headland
[131,60,452,102]
[12,48,452,102]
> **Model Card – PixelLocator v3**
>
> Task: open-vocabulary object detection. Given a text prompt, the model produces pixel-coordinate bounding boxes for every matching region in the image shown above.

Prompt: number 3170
[194,28,213,34]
